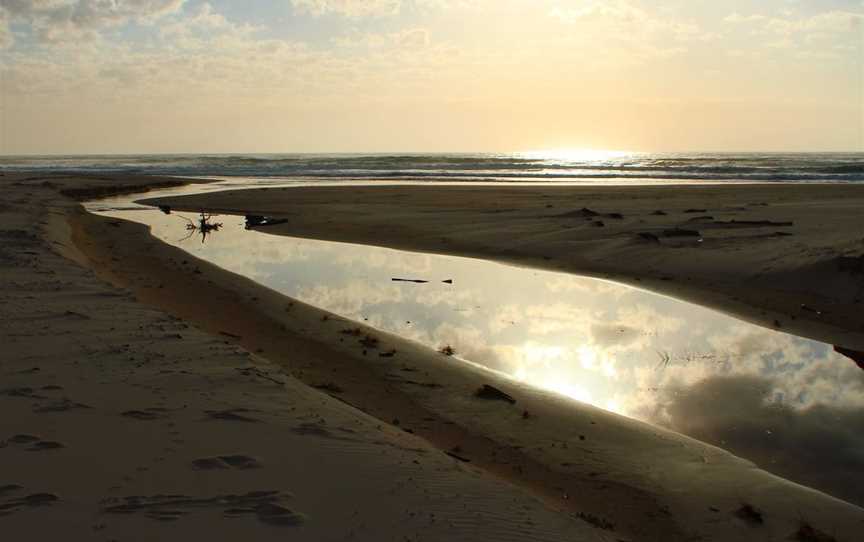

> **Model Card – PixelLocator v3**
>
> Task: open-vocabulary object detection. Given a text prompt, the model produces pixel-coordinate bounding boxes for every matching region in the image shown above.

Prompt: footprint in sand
[204,409,260,423]
[2,434,65,451]
[121,408,167,421]
[27,441,64,451]
[0,485,60,516]
[101,490,303,526]
[1,387,46,399]
[4,434,41,445]
[32,398,90,413]
[191,455,262,470]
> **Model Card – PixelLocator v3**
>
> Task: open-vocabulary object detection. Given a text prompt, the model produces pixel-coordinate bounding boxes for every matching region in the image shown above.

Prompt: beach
[2,172,864,541]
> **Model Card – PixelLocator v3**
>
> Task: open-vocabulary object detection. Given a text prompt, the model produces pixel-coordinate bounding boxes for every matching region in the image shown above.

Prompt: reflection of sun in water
[514,342,623,413]
[578,345,617,378]
[520,149,634,163]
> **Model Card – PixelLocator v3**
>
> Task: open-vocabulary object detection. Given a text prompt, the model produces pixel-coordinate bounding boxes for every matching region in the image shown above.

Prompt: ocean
[3,152,864,183]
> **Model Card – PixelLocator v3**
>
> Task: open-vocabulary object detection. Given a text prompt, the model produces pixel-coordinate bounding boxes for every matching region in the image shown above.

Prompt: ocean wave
[2,152,863,183]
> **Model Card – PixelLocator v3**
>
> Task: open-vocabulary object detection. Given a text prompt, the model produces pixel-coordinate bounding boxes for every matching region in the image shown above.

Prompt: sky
[1,0,863,154]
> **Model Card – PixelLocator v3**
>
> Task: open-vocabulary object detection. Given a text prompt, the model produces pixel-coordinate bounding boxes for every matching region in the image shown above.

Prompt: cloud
[652,374,864,507]
[0,9,13,49]
[290,0,401,18]
[723,8,862,58]
[3,0,186,20]
[289,0,484,17]
[3,0,187,43]
[724,10,862,37]
[549,0,712,44]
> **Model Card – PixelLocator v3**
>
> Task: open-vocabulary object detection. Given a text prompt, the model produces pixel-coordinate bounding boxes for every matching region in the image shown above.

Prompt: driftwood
[178,212,222,243]
[245,215,288,229]
[637,232,660,243]
[662,228,701,238]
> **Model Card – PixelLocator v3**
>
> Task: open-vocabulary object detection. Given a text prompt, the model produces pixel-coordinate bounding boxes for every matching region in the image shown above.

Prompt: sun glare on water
[514,343,626,415]
[520,149,635,162]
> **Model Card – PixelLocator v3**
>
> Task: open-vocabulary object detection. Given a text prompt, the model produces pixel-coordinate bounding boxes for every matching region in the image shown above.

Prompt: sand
[2,172,863,541]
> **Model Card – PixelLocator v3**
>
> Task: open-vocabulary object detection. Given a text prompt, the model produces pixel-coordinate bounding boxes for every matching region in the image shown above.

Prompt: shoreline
[3,172,863,541]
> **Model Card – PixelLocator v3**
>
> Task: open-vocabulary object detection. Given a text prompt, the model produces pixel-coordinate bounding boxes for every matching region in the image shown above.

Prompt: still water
[87,187,864,506]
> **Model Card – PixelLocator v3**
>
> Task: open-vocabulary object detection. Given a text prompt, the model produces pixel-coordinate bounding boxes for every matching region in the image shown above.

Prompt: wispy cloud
[3,0,187,43]
[290,0,402,18]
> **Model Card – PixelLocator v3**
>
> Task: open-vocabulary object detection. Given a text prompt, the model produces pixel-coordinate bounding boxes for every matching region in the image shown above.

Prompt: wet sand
[2,172,863,541]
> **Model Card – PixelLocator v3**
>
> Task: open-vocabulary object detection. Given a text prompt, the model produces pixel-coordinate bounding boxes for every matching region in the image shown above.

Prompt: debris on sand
[392,278,429,284]
[557,208,624,220]
[710,219,793,228]
[158,206,171,215]
[445,450,471,463]
[439,345,455,356]
[662,228,701,238]
[577,512,615,531]
[313,382,344,393]
[358,335,379,349]
[245,215,288,229]
[735,503,764,525]
[800,304,824,316]
[442,279,453,284]
[558,207,600,218]
[651,210,667,216]
[474,384,516,404]
[637,232,660,243]
[795,521,838,542]
[684,208,708,213]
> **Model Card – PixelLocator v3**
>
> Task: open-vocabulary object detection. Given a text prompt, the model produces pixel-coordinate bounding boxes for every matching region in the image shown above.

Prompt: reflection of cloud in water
[412,286,480,310]
[615,304,684,336]
[295,281,405,317]
[429,322,507,372]
[495,302,594,335]
[334,249,434,274]
[590,323,642,349]
[650,374,864,507]
[544,276,628,298]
